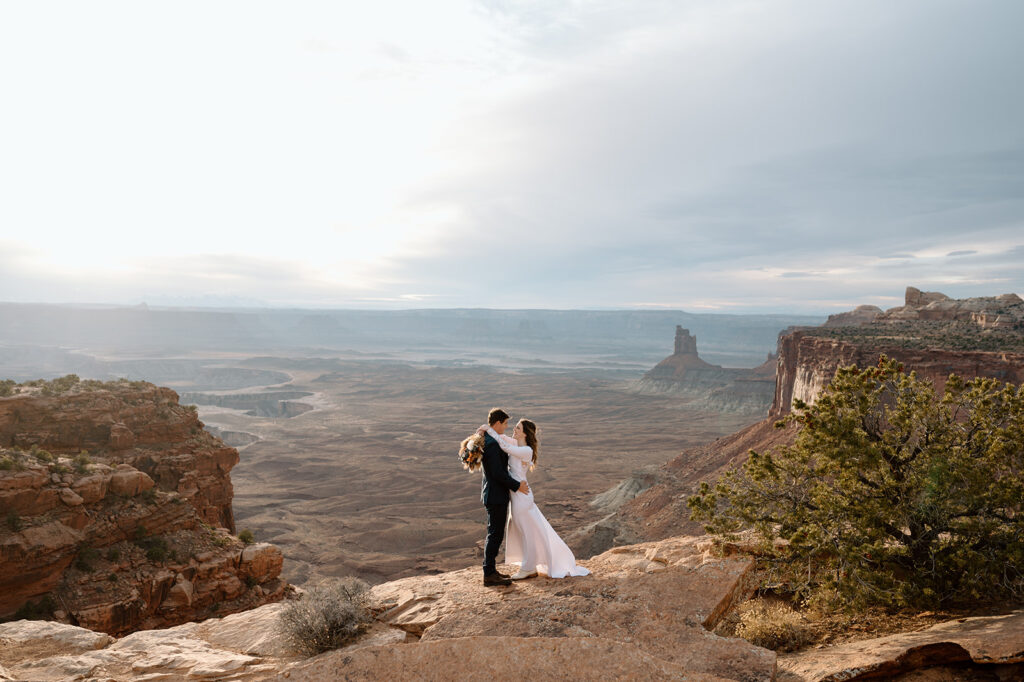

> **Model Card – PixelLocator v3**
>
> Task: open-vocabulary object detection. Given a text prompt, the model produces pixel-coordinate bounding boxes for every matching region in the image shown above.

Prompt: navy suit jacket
[480,433,521,507]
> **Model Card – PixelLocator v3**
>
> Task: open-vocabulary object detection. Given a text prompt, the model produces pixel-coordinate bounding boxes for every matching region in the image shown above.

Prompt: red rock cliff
[0,379,288,634]
[772,330,1024,416]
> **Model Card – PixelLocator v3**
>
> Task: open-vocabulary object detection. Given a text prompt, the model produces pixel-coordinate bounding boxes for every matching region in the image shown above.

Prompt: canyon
[1,288,1022,679]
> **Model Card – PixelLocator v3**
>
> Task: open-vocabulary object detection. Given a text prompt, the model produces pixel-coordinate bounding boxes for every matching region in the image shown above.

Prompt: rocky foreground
[1,534,1022,681]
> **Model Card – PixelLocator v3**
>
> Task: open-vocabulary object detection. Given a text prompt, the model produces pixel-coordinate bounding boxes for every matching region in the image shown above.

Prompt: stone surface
[779,609,1024,681]
[0,619,113,653]
[108,467,155,496]
[372,535,775,682]
[280,635,737,681]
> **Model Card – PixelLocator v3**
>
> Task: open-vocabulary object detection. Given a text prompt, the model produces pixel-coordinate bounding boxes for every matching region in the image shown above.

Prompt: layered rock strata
[0,380,287,634]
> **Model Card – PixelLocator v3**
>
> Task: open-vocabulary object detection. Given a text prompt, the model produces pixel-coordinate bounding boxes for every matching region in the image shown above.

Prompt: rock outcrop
[822,304,882,327]
[635,326,778,416]
[0,379,288,635]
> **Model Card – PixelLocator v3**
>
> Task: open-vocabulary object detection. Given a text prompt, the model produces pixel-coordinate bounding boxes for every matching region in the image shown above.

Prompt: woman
[483,419,589,580]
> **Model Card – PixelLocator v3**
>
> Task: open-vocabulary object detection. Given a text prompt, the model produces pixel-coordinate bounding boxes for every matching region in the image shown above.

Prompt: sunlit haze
[2,0,1022,313]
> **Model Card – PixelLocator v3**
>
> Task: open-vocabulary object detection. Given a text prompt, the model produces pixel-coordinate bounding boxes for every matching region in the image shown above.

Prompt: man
[480,407,529,586]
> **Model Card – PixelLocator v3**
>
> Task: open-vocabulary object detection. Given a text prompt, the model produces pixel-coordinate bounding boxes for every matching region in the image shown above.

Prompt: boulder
[108,467,155,497]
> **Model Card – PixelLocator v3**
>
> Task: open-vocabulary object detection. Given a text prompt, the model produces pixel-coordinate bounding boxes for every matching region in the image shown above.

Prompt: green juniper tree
[689,356,1024,609]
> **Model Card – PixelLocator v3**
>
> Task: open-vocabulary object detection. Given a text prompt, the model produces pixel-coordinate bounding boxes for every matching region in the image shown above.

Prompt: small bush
[279,578,372,656]
[0,379,15,397]
[146,543,169,563]
[73,453,91,473]
[140,488,158,504]
[238,529,255,545]
[106,548,121,562]
[6,511,23,532]
[108,573,118,582]
[14,595,56,620]
[0,456,14,471]
[734,599,814,652]
[31,446,55,463]
[75,546,100,572]
[245,575,258,589]
[134,531,170,563]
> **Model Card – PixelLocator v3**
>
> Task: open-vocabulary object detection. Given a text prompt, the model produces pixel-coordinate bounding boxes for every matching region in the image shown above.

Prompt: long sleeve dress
[487,427,589,578]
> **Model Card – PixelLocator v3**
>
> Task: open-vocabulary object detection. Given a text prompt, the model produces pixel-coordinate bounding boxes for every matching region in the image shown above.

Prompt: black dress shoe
[483,572,513,586]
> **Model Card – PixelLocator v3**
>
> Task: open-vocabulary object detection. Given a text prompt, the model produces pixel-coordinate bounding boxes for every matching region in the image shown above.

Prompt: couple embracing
[477,408,589,587]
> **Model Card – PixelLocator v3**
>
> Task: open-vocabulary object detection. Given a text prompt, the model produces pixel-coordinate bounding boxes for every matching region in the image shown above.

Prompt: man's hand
[518,481,530,495]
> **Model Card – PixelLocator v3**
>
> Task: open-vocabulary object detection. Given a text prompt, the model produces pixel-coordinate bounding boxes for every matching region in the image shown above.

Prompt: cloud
[1,0,1022,312]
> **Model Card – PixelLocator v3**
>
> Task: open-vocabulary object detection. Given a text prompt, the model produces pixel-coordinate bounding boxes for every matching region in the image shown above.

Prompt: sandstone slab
[779,609,1024,681]
[373,535,775,682]
[279,635,735,682]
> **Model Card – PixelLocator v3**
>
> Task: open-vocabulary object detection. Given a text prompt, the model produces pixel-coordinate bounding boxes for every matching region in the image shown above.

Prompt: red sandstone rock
[0,382,288,634]
[108,466,154,497]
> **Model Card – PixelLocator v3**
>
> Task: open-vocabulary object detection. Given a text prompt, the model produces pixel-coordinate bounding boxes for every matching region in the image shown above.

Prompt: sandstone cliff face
[0,380,287,635]
[772,330,1024,416]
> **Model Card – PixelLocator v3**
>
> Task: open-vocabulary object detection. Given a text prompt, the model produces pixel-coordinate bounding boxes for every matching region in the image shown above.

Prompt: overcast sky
[1,0,1021,313]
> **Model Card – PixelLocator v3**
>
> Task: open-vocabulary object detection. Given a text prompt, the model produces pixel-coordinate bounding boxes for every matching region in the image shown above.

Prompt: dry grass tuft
[279,577,372,656]
[734,598,815,652]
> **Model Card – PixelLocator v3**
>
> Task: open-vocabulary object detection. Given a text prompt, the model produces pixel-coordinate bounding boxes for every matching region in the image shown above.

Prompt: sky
[1,0,1022,314]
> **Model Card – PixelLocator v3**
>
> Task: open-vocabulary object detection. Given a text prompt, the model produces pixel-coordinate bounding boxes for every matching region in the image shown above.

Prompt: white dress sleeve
[487,427,534,463]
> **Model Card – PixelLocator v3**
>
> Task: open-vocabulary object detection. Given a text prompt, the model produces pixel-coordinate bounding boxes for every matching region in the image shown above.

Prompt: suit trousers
[482,502,509,575]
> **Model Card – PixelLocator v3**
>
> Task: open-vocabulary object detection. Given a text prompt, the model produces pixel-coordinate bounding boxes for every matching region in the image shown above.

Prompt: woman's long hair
[520,419,539,470]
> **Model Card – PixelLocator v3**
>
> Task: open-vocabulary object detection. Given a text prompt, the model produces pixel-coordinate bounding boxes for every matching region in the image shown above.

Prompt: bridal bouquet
[458,433,485,472]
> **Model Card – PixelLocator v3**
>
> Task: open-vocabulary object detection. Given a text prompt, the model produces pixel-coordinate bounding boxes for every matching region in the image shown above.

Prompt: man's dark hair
[487,408,510,426]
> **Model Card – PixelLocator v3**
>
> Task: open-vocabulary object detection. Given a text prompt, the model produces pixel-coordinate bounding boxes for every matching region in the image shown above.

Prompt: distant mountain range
[0,303,823,371]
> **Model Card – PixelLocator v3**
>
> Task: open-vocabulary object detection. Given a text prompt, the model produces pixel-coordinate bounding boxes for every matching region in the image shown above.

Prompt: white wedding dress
[487,427,590,579]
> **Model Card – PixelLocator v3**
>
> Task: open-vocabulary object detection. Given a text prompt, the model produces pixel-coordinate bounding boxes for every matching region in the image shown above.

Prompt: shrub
[6,511,23,532]
[106,548,121,561]
[238,529,255,545]
[134,530,170,563]
[14,595,56,620]
[108,573,118,582]
[279,578,372,656]
[33,448,55,463]
[689,356,1024,610]
[0,379,15,397]
[73,453,91,473]
[140,487,158,504]
[75,546,100,572]
[733,599,813,651]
